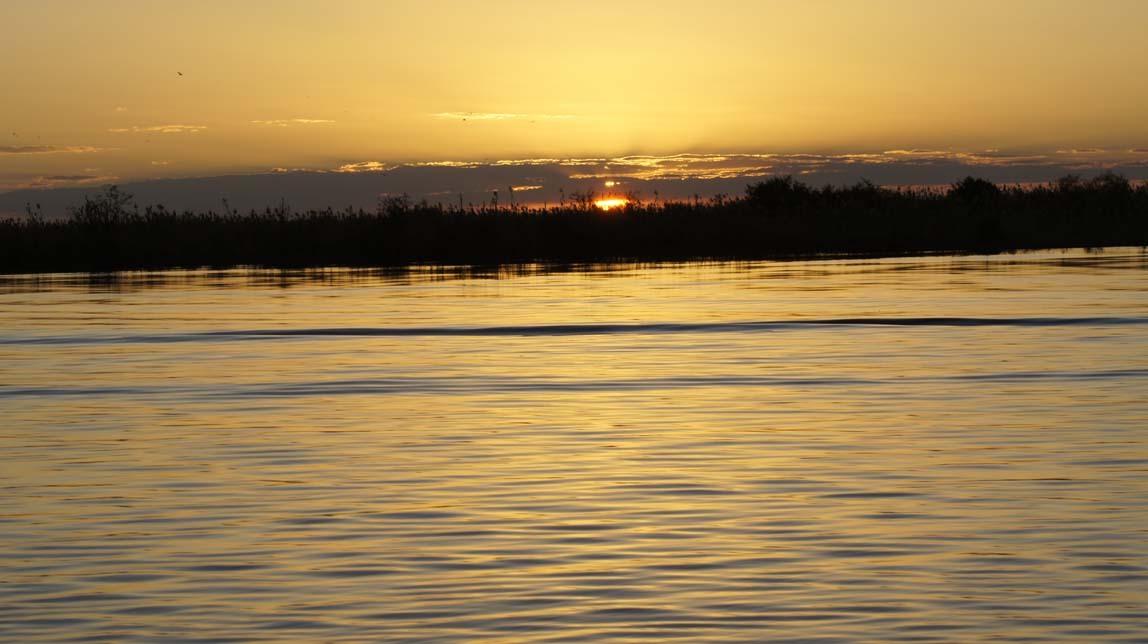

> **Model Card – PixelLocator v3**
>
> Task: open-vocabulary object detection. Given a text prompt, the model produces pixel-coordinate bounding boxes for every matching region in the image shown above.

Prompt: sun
[594,197,628,211]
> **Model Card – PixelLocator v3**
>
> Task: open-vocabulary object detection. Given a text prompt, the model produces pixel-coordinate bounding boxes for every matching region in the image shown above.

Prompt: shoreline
[4,176,1146,275]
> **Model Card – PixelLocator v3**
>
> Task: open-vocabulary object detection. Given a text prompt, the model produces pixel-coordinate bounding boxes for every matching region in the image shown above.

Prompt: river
[2,249,1146,642]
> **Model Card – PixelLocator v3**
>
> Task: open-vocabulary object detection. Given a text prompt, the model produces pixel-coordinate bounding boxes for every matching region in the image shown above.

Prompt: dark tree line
[2,173,1146,273]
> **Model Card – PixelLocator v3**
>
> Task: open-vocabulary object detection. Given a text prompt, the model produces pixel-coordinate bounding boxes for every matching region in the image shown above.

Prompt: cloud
[549,153,779,180]
[412,160,482,168]
[150,161,171,166]
[882,149,950,156]
[251,119,335,127]
[114,106,128,112]
[0,145,102,155]
[321,152,1148,193]
[334,151,1090,184]
[335,161,392,173]
[432,112,573,121]
[6,149,1147,218]
[108,124,206,134]
[268,167,324,173]
[1055,148,1107,154]
[26,174,117,188]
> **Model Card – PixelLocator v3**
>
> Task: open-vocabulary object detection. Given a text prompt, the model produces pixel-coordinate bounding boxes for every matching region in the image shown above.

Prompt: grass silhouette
[2,174,1146,273]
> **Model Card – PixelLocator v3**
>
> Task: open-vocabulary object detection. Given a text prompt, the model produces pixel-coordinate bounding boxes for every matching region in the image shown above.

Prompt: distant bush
[949,177,1002,208]
[745,175,815,211]
[68,185,137,226]
[1089,171,1132,194]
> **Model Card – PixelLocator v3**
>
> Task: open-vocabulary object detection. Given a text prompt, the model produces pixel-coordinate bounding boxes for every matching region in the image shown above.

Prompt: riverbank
[3,175,1146,274]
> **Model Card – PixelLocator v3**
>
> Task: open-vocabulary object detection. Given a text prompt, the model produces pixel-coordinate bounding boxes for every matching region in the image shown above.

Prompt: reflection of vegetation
[2,174,1146,273]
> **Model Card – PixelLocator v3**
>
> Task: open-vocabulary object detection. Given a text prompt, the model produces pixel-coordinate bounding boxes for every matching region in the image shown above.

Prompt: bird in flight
[177,71,183,76]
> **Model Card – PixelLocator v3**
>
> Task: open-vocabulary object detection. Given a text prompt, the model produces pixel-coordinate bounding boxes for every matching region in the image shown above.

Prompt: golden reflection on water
[2,249,1147,642]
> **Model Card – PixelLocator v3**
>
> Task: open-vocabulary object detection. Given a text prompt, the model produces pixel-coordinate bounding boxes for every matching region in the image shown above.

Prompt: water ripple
[4,368,1147,399]
[4,253,1147,643]
[3,315,1146,345]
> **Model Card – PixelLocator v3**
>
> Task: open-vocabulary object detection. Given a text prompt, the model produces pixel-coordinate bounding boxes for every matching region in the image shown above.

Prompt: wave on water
[5,316,1148,346]
[5,368,1148,400]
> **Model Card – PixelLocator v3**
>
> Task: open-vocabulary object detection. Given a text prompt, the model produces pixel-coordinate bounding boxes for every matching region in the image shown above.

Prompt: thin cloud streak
[24,174,118,189]
[432,112,573,121]
[0,145,103,155]
[336,161,393,173]
[108,125,206,134]
[251,119,335,127]
[1055,148,1107,154]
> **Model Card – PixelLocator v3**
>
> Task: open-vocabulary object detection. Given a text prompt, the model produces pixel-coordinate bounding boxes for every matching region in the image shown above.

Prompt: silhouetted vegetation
[2,174,1146,273]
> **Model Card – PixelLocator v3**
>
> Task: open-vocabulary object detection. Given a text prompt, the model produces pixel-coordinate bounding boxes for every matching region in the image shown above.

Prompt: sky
[2,0,1147,205]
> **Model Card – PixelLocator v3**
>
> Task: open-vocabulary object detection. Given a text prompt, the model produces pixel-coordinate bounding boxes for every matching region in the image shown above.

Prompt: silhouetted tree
[745,176,814,211]
[1056,174,1084,193]
[949,177,1001,209]
[1089,171,1131,194]
[69,185,136,225]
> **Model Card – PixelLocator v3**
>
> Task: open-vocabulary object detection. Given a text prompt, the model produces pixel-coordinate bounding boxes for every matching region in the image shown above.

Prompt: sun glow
[594,198,628,211]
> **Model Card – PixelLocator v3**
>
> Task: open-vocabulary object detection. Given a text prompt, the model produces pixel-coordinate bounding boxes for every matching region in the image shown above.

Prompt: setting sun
[594,197,628,211]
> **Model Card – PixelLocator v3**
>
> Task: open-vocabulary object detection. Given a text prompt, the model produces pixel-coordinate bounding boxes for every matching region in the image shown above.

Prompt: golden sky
[2,0,1147,189]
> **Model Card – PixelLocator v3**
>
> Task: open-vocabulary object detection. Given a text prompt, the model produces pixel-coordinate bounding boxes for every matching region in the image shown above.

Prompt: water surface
[3,250,1147,642]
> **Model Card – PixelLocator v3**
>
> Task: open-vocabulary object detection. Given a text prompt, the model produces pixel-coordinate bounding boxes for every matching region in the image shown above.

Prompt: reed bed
[3,175,1146,273]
